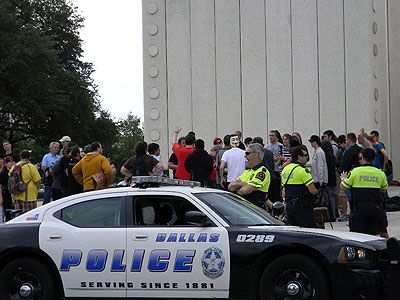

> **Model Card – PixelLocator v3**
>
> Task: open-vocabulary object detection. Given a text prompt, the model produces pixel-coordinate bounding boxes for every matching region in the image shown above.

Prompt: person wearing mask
[281,146,318,227]
[185,139,213,186]
[234,130,246,150]
[220,135,246,190]
[228,143,270,208]
[171,127,196,180]
[9,150,41,214]
[340,148,388,236]
[72,142,113,192]
[308,135,328,188]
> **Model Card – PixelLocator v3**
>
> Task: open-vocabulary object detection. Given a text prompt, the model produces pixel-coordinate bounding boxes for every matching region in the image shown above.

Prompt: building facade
[143,0,400,179]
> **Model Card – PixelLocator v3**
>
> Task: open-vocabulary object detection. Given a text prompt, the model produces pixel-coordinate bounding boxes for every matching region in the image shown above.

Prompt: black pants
[268,173,282,203]
[349,203,384,235]
[285,200,316,228]
[52,188,62,201]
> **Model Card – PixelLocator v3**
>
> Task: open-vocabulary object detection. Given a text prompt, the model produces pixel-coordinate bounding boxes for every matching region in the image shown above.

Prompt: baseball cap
[59,136,71,142]
[308,135,320,143]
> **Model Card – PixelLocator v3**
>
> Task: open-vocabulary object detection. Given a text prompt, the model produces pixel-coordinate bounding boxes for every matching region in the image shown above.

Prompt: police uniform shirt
[281,162,314,200]
[341,164,388,203]
[238,163,270,204]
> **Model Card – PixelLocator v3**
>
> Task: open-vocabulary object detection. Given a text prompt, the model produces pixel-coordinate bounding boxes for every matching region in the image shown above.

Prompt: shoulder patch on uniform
[255,171,266,181]
[304,168,310,174]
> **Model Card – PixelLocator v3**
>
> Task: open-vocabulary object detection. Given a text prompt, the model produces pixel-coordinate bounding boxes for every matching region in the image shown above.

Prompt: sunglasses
[245,151,254,156]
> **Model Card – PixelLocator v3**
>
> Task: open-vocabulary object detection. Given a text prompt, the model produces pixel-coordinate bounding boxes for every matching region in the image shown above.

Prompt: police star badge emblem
[201,247,225,279]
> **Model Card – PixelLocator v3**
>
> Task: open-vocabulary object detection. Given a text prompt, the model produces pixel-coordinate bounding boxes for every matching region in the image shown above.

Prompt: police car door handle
[133,234,148,240]
[48,234,62,241]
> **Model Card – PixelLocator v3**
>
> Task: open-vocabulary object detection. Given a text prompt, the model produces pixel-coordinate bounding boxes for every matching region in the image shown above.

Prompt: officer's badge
[201,247,225,279]
[304,168,310,173]
[255,171,266,181]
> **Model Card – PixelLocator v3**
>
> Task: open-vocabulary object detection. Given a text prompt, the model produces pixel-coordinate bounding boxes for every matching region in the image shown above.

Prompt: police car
[0,177,393,300]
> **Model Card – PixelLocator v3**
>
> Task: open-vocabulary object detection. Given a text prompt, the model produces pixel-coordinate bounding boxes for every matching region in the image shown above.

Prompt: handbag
[314,186,329,208]
[92,171,106,190]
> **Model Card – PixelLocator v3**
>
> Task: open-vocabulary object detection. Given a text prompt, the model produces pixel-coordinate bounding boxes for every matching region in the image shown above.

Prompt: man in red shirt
[171,127,195,180]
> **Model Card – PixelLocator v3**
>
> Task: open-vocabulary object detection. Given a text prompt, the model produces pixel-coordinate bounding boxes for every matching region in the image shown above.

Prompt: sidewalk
[325,186,400,238]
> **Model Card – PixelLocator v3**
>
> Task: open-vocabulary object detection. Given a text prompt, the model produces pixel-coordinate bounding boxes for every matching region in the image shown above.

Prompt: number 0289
[236,234,275,243]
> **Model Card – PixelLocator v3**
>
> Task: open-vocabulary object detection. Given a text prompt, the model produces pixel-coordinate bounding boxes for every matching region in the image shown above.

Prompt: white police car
[0,177,393,299]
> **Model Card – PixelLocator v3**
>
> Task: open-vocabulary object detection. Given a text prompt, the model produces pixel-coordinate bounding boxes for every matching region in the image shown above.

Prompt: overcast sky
[72,0,143,120]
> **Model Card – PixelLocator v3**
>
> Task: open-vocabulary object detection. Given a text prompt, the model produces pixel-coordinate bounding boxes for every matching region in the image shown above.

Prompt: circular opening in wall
[148,66,159,78]
[374,111,379,124]
[149,87,160,99]
[373,44,378,57]
[372,0,377,12]
[148,45,159,57]
[374,88,379,101]
[147,24,158,36]
[373,66,378,79]
[150,109,160,120]
[150,130,160,141]
[372,22,378,34]
[147,3,158,14]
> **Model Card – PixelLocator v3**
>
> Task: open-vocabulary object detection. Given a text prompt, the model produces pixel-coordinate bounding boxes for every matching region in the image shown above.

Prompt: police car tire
[259,254,330,300]
[0,258,58,300]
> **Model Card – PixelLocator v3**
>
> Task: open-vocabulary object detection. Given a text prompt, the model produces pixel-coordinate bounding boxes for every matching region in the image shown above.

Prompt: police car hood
[248,225,383,243]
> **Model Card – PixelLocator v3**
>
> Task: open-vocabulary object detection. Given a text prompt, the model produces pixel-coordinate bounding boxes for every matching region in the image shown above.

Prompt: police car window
[134,196,200,226]
[194,192,282,226]
[55,197,123,228]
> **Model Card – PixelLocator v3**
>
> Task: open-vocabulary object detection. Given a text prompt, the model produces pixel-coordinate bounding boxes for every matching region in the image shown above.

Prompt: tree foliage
[0,0,113,147]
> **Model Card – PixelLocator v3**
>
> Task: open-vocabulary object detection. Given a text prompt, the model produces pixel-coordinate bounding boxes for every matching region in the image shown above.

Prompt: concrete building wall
[143,0,399,179]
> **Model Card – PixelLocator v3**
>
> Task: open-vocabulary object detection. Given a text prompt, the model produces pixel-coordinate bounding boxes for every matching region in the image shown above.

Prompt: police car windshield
[194,192,283,226]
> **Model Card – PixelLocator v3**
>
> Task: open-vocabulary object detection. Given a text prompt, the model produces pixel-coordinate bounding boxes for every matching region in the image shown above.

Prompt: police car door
[126,192,230,298]
[39,192,127,298]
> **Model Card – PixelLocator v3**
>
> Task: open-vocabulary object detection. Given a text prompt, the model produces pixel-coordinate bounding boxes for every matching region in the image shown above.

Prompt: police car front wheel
[0,258,58,300]
[259,254,330,300]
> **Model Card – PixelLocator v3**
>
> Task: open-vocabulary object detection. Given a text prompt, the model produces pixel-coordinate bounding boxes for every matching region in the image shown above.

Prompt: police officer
[282,146,318,228]
[228,143,270,208]
[340,148,388,236]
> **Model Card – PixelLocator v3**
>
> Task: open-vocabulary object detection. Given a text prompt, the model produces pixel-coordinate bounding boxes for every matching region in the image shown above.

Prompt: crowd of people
[0,127,394,237]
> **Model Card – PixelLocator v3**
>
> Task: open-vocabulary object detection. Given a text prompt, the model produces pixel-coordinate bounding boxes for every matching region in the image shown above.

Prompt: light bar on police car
[131,176,201,187]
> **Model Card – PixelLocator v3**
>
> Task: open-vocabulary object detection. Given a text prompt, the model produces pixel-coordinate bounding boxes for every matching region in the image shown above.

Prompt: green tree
[110,112,144,178]
[0,0,113,148]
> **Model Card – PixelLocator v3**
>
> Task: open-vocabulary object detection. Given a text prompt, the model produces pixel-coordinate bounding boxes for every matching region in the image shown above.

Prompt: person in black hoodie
[185,139,213,187]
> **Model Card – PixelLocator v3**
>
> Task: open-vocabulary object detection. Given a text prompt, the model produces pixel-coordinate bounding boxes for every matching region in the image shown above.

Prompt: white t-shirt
[221,148,246,182]
[151,154,164,176]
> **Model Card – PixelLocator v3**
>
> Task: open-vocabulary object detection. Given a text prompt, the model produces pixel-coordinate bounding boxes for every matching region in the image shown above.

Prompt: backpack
[8,163,29,195]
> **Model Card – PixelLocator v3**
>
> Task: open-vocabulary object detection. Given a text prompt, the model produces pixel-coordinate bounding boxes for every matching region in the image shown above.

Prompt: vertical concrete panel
[215,0,242,136]
[166,0,192,140]
[143,0,169,163]
[372,0,390,151]
[318,0,346,135]
[292,0,319,141]
[240,0,267,138]
[388,0,400,178]
[191,0,217,146]
[265,0,293,135]
[344,0,373,133]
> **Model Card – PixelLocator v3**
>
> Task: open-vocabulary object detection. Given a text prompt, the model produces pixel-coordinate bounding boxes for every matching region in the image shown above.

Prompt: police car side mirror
[185,211,212,227]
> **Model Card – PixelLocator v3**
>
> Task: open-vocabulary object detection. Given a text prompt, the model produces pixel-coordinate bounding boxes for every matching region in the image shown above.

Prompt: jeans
[43,185,52,205]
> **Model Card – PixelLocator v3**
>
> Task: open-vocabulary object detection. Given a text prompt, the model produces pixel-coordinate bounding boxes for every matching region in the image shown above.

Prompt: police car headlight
[338,246,370,264]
